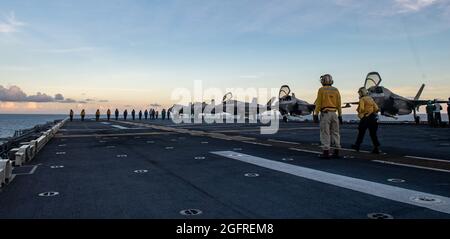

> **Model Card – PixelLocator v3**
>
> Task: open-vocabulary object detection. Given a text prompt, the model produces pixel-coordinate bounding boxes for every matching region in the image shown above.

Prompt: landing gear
[283,115,288,122]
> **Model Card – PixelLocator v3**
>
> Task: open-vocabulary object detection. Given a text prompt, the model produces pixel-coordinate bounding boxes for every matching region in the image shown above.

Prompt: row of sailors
[69,109,170,121]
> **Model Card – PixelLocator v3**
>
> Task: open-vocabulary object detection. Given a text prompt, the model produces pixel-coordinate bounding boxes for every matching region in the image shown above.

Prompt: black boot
[351,144,360,152]
[372,147,380,154]
[332,149,341,159]
[319,150,331,159]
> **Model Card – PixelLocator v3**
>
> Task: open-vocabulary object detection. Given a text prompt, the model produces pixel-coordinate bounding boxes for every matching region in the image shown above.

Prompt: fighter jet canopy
[223,92,233,102]
[365,72,382,89]
[279,85,291,99]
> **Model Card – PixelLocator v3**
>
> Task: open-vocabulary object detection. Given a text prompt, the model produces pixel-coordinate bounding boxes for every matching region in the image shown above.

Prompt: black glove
[313,115,319,123]
[338,116,343,124]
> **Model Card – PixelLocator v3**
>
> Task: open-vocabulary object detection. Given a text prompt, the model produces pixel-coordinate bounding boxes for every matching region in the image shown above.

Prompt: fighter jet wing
[412,100,448,107]
[342,102,359,108]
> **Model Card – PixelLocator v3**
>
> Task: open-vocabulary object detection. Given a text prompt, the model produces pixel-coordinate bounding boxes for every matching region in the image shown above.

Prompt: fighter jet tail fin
[266,97,277,110]
[414,84,425,101]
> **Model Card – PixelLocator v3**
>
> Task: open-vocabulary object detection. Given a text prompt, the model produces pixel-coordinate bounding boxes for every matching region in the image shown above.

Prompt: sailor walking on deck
[156,111,159,119]
[314,74,342,159]
[69,109,74,122]
[139,110,142,120]
[95,109,100,121]
[351,87,381,154]
[115,109,119,120]
[144,109,148,120]
[81,109,86,121]
[107,109,111,121]
[132,109,136,120]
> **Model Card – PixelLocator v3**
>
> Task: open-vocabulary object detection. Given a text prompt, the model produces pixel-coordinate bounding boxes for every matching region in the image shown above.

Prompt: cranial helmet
[358,87,369,97]
[320,74,333,86]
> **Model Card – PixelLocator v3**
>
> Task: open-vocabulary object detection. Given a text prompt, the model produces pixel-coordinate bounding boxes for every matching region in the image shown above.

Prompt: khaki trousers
[320,112,341,150]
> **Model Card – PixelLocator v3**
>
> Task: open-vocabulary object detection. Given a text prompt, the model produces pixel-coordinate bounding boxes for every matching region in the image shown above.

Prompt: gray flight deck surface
[1,119,450,219]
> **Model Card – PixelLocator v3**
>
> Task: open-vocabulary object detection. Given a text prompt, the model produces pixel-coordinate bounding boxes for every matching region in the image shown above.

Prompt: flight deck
[0,119,449,219]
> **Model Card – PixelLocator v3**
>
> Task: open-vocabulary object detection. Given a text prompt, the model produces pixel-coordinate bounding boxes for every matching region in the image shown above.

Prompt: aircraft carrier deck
[1,119,450,219]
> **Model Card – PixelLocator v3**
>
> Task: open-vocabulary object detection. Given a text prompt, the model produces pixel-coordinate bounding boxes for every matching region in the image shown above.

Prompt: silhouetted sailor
[161,109,166,120]
[81,109,86,121]
[144,109,148,120]
[426,101,435,127]
[124,110,128,120]
[151,109,155,119]
[69,109,74,122]
[167,110,170,120]
[95,109,100,121]
[115,109,119,120]
[447,98,450,127]
[107,109,111,121]
[132,109,136,120]
[434,100,443,127]
[139,110,142,120]
[156,111,159,119]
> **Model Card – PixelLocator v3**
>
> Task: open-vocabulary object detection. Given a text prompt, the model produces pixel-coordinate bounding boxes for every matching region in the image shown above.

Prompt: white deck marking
[13,165,39,176]
[404,156,450,163]
[211,151,450,214]
[111,125,129,129]
[289,147,321,154]
[242,141,272,147]
[372,160,450,173]
[267,139,300,145]
[101,122,111,125]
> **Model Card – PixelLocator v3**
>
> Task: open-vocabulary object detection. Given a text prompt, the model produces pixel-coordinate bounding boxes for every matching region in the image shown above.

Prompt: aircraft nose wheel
[283,116,288,122]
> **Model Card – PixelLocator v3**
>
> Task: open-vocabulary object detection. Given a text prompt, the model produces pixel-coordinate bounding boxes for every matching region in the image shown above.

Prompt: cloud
[98,100,109,103]
[394,0,439,13]
[0,85,82,103]
[150,103,161,107]
[0,11,25,33]
[54,93,65,101]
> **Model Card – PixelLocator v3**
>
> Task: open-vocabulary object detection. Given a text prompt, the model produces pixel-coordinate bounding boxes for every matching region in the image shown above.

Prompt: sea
[0,114,66,139]
[0,113,448,139]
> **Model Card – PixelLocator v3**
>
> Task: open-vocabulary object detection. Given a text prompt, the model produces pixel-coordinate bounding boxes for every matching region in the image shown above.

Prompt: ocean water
[0,114,66,139]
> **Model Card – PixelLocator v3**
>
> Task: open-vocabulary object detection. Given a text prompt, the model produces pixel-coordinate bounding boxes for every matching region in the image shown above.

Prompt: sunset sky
[1,0,450,114]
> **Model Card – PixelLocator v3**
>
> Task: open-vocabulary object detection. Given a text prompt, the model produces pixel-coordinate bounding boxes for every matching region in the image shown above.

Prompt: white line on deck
[13,165,39,176]
[101,122,111,125]
[289,148,321,154]
[404,156,450,163]
[111,125,129,129]
[211,151,450,215]
[372,160,450,173]
[267,139,300,145]
[242,141,272,147]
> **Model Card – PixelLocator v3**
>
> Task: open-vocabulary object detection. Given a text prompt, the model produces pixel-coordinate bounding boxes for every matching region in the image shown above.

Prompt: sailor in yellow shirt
[314,74,342,159]
[351,87,381,154]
